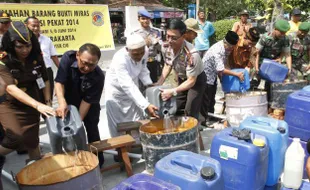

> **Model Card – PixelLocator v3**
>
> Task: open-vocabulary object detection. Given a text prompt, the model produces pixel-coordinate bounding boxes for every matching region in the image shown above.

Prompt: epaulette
[0,51,7,60]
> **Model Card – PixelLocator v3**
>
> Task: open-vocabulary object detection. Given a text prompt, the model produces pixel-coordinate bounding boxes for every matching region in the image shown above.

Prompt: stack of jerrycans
[240,116,288,186]
[285,85,310,178]
[210,128,269,190]
[154,150,224,190]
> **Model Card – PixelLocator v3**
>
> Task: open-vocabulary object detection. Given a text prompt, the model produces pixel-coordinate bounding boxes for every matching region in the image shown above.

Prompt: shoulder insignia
[0,51,7,60]
[33,60,37,65]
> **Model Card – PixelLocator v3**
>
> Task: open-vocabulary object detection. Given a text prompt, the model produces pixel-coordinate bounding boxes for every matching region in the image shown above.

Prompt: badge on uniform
[36,77,45,89]
[179,55,185,62]
[148,57,154,62]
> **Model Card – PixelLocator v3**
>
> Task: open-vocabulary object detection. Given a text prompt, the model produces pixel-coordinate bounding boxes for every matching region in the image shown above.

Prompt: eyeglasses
[0,21,10,25]
[79,57,97,69]
[166,34,182,42]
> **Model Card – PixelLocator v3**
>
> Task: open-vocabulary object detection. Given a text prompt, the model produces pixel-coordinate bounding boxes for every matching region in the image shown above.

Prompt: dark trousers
[83,104,104,167]
[200,83,217,121]
[46,67,54,98]
[147,61,159,83]
[176,72,206,119]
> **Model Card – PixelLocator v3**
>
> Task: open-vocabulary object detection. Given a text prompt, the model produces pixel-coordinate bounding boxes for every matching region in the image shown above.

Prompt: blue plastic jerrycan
[240,116,288,186]
[222,68,250,93]
[154,150,224,190]
[285,85,310,141]
[259,59,288,82]
[46,105,88,154]
[111,173,181,190]
[210,128,269,190]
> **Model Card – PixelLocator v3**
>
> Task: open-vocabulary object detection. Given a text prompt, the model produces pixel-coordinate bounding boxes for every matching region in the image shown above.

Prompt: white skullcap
[126,34,146,49]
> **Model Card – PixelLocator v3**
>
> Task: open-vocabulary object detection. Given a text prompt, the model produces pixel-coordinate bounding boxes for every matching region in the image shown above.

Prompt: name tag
[36,77,45,89]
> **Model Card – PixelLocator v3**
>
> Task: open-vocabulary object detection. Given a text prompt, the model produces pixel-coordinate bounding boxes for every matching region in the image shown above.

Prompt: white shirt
[38,34,57,68]
[105,47,152,137]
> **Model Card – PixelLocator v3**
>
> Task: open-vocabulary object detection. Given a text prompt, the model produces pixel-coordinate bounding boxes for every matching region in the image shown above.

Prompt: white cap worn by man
[105,34,158,138]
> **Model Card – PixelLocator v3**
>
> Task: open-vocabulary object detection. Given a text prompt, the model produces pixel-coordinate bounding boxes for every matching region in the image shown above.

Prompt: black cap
[0,11,11,22]
[277,127,286,134]
[200,167,216,180]
[292,8,301,16]
[247,27,260,42]
[7,21,32,43]
[225,31,239,45]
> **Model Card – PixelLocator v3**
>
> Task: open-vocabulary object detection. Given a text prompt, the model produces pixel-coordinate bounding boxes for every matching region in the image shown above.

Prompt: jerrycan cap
[253,139,265,147]
[277,127,286,134]
[200,167,216,180]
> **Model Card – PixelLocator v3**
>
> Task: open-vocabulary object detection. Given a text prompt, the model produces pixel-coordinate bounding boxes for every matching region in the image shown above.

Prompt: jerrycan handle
[252,119,270,126]
[171,158,198,174]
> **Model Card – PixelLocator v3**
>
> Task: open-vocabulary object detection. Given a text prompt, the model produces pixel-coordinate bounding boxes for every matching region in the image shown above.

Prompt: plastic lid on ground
[200,167,216,180]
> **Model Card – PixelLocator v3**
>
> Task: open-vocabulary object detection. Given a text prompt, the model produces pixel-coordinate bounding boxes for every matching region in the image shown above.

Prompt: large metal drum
[270,80,307,109]
[140,116,199,173]
[226,91,268,127]
[16,151,103,190]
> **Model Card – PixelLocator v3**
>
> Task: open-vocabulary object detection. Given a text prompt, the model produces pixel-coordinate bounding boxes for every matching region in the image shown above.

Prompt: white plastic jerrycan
[283,138,305,189]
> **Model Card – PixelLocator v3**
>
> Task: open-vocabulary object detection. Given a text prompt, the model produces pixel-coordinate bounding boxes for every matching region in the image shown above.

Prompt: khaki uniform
[0,52,48,150]
[133,27,161,82]
[162,41,206,119]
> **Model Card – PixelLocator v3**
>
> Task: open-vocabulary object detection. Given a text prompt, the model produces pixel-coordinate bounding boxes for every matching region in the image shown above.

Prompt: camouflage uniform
[133,27,162,82]
[288,33,310,79]
[256,33,291,61]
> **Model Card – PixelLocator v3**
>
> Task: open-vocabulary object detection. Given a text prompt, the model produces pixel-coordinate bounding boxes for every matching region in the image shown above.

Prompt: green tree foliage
[212,19,238,41]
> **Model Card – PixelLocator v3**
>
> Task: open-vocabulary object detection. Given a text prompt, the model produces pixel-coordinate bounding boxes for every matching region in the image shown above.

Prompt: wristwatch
[0,94,6,103]
[172,89,178,96]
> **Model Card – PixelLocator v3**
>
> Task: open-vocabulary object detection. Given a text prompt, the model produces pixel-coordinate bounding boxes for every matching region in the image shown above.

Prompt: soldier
[288,22,310,80]
[157,19,206,119]
[255,19,292,75]
[132,9,162,83]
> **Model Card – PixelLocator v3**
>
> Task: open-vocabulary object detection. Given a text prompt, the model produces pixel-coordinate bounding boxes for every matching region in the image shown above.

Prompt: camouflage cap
[274,19,290,32]
[0,11,11,22]
[184,18,203,34]
[299,22,310,32]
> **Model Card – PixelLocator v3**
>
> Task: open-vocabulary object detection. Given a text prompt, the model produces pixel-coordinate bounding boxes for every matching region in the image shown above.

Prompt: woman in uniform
[0,21,55,185]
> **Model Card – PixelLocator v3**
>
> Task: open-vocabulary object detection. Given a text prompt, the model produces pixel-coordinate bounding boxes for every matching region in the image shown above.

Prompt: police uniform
[54,50,105,166]
[162,40,206,119]
[288,22,310,79]
[0,11,11,46]
[133,10,162,83]
[0,22,48,150]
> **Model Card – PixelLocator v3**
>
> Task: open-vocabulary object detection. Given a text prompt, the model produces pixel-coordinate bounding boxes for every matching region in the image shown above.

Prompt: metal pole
[196,0,200,18]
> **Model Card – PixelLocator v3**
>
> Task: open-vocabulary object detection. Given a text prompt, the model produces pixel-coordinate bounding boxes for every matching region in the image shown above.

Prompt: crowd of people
[0,7,310,189]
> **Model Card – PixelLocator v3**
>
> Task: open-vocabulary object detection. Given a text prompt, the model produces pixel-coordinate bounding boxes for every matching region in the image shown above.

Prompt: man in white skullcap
[105,34,159,138]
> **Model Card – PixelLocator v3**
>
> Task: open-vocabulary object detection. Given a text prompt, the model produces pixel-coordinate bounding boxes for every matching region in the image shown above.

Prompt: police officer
[255,19,292,75]
[133,9,162,83]
[0,11,11,46]
[158,19,206,119]
[288,22,310,80]
[54,43,105,167]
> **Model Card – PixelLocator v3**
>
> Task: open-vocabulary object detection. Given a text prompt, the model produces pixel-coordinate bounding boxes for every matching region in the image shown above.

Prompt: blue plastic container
[111,173,181,190]
[154,150,224,190]
[259,59,288,82]
[240,116,288,186]
[281,180,310,190]
[222,69,250,93]
[285,86,310,141]
[288,137,309,179]
[210,128,269,190]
